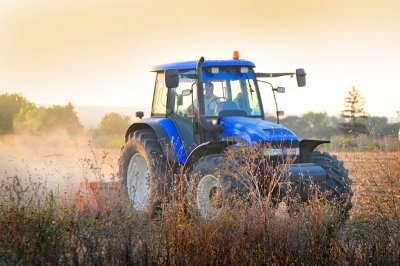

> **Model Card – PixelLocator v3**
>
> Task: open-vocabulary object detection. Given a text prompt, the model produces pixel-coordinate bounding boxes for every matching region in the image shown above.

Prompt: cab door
[168,79,199,153]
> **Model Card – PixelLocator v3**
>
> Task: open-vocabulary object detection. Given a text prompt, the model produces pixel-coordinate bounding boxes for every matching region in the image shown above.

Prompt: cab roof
[150,59,256,72]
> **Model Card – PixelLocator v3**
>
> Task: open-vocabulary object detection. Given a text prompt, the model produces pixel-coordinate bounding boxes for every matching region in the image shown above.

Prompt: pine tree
[341,86,369,120]
[339,86,369,135]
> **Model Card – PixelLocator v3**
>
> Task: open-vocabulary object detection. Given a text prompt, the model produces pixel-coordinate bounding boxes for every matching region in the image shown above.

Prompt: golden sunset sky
[1,0,399,117]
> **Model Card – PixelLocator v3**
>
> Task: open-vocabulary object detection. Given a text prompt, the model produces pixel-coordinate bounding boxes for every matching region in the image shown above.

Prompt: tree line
[269,112,399,140]
[0,93,132,133]
[0,92,399,149]
[0,93,82,135]
[0,93,131,148]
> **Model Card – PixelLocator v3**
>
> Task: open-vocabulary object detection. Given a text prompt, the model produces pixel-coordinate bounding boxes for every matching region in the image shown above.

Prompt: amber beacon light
[233,50,239,60]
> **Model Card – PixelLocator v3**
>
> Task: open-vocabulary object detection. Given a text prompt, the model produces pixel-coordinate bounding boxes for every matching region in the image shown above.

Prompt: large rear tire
[302,151,353,216]
[119,129,168,214]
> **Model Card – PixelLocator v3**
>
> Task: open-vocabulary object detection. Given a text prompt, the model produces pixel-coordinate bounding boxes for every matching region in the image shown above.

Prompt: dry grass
[0,177,344,265]
[336,152,400,218]
[1,141,400,264]
[336,152,400,264]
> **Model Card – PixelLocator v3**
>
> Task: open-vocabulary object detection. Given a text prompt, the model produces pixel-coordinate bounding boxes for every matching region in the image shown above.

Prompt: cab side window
[152,72,168,117]
[174,82,196,117]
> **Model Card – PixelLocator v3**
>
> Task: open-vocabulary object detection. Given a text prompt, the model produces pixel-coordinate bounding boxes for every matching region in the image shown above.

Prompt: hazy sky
[1,0,399,117]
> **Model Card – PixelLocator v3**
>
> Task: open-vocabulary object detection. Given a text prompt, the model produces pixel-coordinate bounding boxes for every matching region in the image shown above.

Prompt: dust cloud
[0,132,120,203]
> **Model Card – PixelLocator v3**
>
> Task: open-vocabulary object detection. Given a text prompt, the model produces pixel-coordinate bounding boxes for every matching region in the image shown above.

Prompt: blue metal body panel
[151,59,256,72]
[146,118,187,164]
[219,117,299,146]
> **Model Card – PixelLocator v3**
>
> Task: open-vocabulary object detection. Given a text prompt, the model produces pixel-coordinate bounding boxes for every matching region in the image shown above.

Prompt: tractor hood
[219,116,299,147]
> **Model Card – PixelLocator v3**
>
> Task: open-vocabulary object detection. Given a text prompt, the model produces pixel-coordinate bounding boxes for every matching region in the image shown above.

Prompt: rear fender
[124,119,187,164]
[125,122,153,142]
[183,140,236,173]
[299,139,330,161]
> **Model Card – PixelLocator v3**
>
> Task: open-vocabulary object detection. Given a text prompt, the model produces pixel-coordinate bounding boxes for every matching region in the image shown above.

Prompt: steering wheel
[207,97,227,111]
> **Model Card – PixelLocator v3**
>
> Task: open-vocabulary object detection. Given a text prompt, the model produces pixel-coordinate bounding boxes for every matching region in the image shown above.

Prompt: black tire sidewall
[302,151,353,216]
[119,130,165,213]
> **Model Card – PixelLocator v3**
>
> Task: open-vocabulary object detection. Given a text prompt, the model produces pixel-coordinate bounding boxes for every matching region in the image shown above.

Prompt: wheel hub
[127,153,149,211]
[196,174,223,219]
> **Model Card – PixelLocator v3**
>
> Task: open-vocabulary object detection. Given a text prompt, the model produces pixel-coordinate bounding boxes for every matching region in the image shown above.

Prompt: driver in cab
[203,81,220,116]
[187,81,220,116]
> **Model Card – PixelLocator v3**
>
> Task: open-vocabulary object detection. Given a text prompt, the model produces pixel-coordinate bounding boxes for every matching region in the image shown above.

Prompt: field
[337,152,400,218]
[1,135,399,265]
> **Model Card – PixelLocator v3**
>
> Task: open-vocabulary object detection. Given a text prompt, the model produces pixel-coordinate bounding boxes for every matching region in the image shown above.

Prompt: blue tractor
[118,53,352,218]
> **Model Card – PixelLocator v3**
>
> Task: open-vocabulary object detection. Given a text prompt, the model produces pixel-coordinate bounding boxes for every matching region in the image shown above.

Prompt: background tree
[41,102,83,135]
[301,112,339,139]
[341,86,369,120]
[339,86,369,135]
[0,93,30,134]
[280,112,339,139]
[13,102,83,135]
[94,112,132,148]
[97,112,131,136]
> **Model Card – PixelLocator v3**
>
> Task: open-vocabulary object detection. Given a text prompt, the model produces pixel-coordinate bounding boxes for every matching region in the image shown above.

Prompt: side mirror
[182,89,192,96]
[165,69,179,88]
[135,111,144,119]
[296,68,306,87]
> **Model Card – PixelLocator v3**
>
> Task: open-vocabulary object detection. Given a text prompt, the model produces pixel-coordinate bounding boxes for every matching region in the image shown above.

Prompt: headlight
[263,147,299,156]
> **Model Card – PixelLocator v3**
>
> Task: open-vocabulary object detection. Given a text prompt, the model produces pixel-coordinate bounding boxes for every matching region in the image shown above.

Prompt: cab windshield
[174,67,263,118]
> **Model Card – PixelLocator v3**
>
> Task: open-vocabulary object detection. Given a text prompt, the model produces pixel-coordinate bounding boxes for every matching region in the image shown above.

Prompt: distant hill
[74,105,151,128]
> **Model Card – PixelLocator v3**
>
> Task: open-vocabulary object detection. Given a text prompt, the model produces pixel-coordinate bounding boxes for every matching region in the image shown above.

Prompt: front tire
[119,129,167,213]
[188,154,241,219]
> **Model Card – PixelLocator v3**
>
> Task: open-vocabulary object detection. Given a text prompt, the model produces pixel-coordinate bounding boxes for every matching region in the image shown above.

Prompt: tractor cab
[151,60,264,152]
[150,53,305,156]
